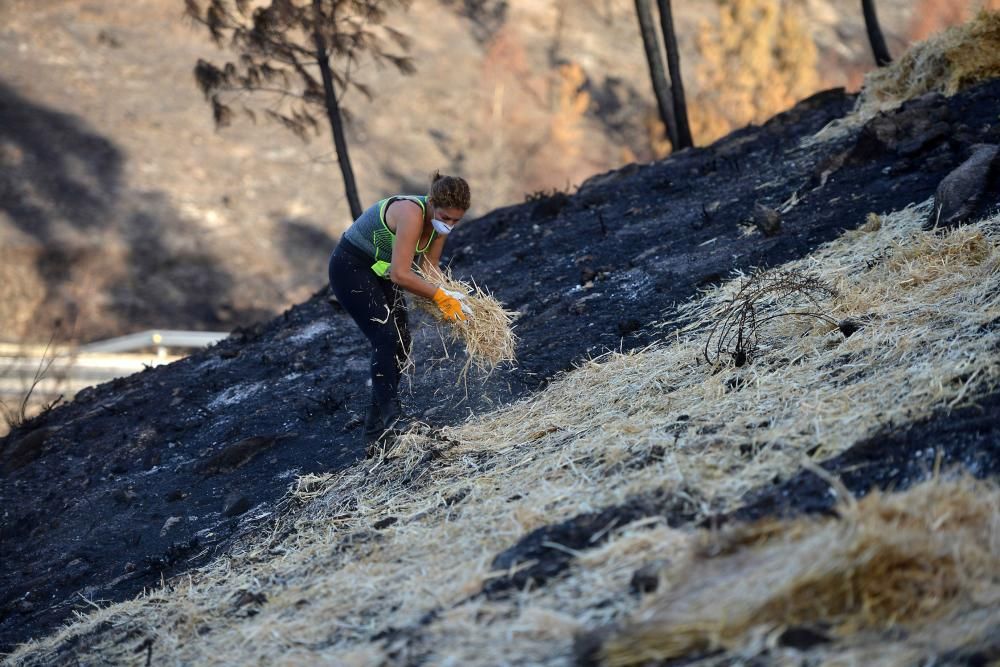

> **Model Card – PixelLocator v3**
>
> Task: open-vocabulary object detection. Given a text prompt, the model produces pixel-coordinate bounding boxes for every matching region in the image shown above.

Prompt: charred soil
[3,80,1000,654]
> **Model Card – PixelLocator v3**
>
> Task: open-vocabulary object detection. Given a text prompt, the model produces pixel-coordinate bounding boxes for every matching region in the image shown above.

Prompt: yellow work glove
[432,288,468,322]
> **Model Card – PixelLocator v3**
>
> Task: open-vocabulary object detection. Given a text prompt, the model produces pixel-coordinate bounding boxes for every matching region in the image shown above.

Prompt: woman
[329,172,471,453]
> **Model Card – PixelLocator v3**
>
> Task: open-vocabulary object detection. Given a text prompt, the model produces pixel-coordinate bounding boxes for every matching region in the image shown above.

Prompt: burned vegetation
[701,268,845,368]
[4,12,1000,667]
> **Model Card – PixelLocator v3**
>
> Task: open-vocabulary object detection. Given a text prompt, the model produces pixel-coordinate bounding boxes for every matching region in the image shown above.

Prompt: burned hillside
[3,54,1000,667]
[0,0,957,343]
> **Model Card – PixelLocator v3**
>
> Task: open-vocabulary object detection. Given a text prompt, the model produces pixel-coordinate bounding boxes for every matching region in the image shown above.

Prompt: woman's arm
[421,234,447,270]
[387,202,439,299]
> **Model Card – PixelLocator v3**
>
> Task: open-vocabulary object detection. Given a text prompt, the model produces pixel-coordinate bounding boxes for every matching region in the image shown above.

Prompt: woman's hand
[442,288,473,316]
[432,289,468,322]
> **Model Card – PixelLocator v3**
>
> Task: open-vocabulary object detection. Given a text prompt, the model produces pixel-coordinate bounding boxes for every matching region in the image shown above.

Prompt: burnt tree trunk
[634,0,679,149]
[656,0,693,148]
[862,0,893,67]
[312,0,363,220]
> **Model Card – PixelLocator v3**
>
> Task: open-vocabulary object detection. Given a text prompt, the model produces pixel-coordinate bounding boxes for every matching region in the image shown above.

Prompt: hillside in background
[3,1,1000,650]
[1,0,992,342]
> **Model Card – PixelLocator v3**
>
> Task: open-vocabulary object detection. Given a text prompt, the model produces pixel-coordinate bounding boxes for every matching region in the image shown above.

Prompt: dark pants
[328,241,411,424]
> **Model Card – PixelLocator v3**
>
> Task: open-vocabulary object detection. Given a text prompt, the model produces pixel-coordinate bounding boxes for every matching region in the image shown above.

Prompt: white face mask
[432,218,454,235]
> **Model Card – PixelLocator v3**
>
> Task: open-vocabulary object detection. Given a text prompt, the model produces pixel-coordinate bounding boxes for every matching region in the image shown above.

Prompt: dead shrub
[703,269,839,367]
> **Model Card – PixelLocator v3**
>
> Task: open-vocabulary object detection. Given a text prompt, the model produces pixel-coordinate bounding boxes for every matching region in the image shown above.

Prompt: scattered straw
[7,202,1000,666]
[291,473,334,502]
[809,9,1000,144]
[411,262,518,380]
[589,476,1000,666]
[857,9,1000,117]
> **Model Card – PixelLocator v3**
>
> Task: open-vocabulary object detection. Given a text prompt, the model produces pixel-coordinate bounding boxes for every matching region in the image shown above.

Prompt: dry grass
[700,268,840,367]
[7,202,1000,666]
[591,476,1000,666]
[857,8,1000,115]
[810,9,1000,144]
[693,0,819,145]
[411,262,519,380]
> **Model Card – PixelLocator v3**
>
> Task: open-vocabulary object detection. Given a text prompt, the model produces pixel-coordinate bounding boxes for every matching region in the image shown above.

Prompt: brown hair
[428,171,471,210]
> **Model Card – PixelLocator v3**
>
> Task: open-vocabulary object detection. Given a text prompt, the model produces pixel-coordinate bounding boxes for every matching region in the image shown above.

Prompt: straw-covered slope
[9,191,1000,666]
[1,79,864,653]
[4,16,1000,664]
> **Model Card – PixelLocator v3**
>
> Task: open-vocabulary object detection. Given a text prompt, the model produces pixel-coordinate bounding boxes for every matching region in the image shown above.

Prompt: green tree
[185,0,415,220]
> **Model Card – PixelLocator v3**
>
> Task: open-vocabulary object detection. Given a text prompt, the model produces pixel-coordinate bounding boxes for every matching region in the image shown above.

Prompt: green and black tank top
[341,195,437,278]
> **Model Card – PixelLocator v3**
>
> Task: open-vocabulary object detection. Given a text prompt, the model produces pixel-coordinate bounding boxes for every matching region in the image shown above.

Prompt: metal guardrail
[0,330,230,402]
[78,330,229,354]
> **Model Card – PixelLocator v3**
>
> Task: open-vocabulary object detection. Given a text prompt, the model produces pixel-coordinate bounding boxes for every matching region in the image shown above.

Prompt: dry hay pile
[411,263,518,379]
[811,9,1000,143]
[858,9,1000,116]
[8,203,1000,665]
[586,476,1000,666]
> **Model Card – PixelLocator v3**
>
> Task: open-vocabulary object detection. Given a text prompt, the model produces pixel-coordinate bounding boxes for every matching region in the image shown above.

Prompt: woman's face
[433,206,465,227]
[431,206,466,235]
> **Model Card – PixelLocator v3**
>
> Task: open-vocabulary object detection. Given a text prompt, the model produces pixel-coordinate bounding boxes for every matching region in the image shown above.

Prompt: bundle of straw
[412,263,518,379]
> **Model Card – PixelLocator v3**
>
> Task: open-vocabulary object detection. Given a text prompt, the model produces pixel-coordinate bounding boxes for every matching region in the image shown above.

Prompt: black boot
[367,399,411,459]
[363,400,384,456]
[379,398,408,432]
[363,397,380,433]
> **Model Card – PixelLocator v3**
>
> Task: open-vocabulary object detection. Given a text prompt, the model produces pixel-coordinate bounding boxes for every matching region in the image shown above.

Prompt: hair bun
[428,172,471,210]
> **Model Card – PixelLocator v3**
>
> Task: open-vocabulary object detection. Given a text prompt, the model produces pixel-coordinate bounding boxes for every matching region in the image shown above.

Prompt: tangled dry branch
[703,269,840,367]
